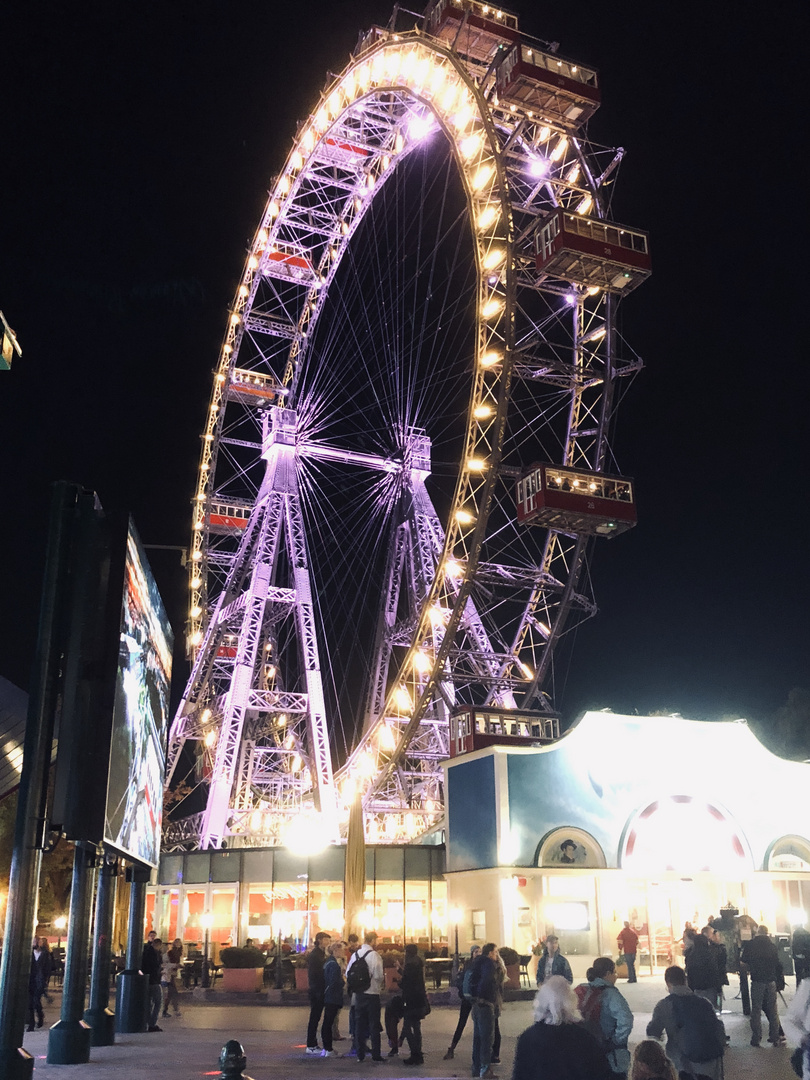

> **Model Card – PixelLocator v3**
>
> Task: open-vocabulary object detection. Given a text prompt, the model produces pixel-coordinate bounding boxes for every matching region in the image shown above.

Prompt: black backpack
[670,993,725,1063]
[346,949,372,994]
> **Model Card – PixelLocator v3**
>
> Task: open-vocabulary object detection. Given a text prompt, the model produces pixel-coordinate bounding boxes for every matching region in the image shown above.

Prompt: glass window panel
[242,849,274,883]
[374,846,404,883]
[273,849,309,883]
[185,852,211,884]
[159,854,183,886]
[405,846,430,880]
[212,851,241,882]
[309,846,345,882]
[182,889,207,947]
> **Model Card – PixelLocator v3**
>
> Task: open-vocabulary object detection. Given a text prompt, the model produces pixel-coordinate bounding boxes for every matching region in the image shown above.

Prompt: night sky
[1,1,807,742]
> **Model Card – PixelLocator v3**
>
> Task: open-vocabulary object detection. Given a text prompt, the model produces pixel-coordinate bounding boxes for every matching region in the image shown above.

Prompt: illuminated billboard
[103,524,173,867]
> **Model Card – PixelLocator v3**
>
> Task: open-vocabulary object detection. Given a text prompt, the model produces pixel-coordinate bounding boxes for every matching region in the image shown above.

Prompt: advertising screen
[103,523,173,867]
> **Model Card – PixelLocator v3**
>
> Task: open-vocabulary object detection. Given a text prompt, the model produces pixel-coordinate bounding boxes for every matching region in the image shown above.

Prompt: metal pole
[115,866,150,1032]
[0,482,77,1080]
[451,920,460,985]
[47,842,96,1064]
[84,857,117,1045]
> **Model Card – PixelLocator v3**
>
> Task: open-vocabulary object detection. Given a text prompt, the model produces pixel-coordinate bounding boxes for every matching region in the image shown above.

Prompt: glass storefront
[147,844,446,952]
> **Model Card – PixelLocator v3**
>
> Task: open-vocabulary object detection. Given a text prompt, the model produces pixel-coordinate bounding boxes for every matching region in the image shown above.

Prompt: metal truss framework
[165,4,645,850]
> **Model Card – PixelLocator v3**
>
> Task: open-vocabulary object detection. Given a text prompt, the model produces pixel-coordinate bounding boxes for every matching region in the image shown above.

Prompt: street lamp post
[200,913,214,989]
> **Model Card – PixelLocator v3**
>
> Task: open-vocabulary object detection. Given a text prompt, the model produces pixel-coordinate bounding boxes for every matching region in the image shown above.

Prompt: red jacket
[617,927,639,954]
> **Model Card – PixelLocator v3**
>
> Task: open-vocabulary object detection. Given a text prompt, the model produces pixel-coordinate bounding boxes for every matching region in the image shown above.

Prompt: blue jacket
[535,951,573,985]
[590,978,633,1074]
[323,956,344,1006]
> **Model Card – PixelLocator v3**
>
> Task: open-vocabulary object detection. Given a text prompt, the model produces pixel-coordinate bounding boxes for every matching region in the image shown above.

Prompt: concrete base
[0,1046,34,1080]
[47,1018,92,1064]
[84,1005,116,1046]
[115,969,148,1032]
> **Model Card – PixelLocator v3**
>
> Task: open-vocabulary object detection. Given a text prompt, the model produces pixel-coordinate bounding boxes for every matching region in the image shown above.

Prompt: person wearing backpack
[443,945,481,1059]
[646,965,725,1080]
[740,923,785,1047]
[578,957,634,1078]
[345,931,385,1062]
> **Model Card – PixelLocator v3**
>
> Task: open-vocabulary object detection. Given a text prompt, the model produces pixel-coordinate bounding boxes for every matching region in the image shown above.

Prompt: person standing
[617,923,639,984]
[783,976,810,1079]
[535,935,573,986]
[161,937,183,1018]
[512,975,613,1080]
[400,942,429,1065]
[646,965,725,1080]
[141,932,163,1032]
[703,926,728,1013]
[305,931,332,1054]
[470,942,500,1078]
[347,931,385,1062]
[740,924,785,1047]
[320,940,345,1058]
[27,937,52,1031]
[444,945,480,1059]
[584,957,634,1079]
[793,922,810,988]
[684,932,719,1009]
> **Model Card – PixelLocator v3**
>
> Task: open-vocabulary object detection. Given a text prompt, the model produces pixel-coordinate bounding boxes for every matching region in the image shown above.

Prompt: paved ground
[20,976,801,1078]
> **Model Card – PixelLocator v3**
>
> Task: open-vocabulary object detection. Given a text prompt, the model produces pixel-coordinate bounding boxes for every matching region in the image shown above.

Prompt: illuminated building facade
[444,711,810,976]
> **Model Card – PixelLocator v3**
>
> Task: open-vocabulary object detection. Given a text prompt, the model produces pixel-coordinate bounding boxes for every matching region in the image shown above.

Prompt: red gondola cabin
[495,43,600,126]
[535,209,651,293]
[424,0,520,62]
[450,706,559,758]
[516,463,636,538]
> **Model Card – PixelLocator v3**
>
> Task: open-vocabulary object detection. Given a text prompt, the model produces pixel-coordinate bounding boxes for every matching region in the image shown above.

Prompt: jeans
[471,1000,495,1076]
[402,1014,423,1059]
[307,993,325,1047]
[450,997,472,1049]
[355,993,382,1060]
[148,983,162,1028]
[322,1003,341,1052]
[749,980,779,1044]
[625,953,637,982]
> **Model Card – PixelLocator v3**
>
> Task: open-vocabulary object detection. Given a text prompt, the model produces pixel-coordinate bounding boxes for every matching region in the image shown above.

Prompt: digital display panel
[103,523,173,867]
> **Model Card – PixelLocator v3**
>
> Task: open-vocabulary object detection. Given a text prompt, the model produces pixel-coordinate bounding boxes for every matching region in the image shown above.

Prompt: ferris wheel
[164,0,650,851]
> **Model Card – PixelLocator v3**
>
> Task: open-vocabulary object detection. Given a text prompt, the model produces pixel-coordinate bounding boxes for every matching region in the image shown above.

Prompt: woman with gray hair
[512,975,613,1080]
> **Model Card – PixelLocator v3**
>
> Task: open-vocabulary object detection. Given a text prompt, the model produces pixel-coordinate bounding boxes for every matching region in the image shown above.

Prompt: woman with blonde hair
[630,1040,677,1080]
[512,975,612,1080]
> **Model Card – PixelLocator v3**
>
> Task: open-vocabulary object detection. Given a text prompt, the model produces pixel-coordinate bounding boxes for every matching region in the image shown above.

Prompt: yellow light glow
[191,576,201,588]
[357,64,371,91]
[301,128,315,152]
[429,605,449,624]
[482,248,505,270]
[378,724,397,751]
[538,126,551,143]
[277,175,290,195]
[357,752,376,778]
[445,559,464,579]
[412,651,432,673]
[248,255,259,270]
[480,350,501,367]
[481,297,503,319]
[455,509,474,524]
[550,136,568,162]
[460,133,483,160]
[283,811,329,856]
[576,194,593,215]
[190,630,203,646]
[477,205,499,231]
[429,63,447,95]
[204,729,215,747]
[190,606,201,619]
[519,660,534,679]
[191,550,202,561]
[565,162,580,183]
[474,404,493,419]
[467,457,487,471]
[472,164,494,191]
[394,685,412,711]
[291,754,302,773]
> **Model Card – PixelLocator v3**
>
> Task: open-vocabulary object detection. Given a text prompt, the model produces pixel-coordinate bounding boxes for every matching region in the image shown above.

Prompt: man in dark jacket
[305,931,332,1054]
[740,925,784,1047]
[793,923,810,987]
[535,935,573,986]
[27,937,52,1031]
[685,932,719,1008]
[470,943,500,1078]
[141,932,163,1032]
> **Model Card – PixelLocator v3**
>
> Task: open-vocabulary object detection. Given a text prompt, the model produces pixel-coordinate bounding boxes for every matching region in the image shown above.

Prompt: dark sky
[1,0,807,737]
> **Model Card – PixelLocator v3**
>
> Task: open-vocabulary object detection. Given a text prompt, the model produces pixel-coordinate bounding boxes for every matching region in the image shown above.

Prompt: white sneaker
[321,1050,339,1058]
[306,1047,322,1056]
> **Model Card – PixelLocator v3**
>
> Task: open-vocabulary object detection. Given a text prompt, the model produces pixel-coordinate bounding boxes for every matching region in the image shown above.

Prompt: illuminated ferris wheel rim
[169,2,647,849]
[191,34,516,775]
